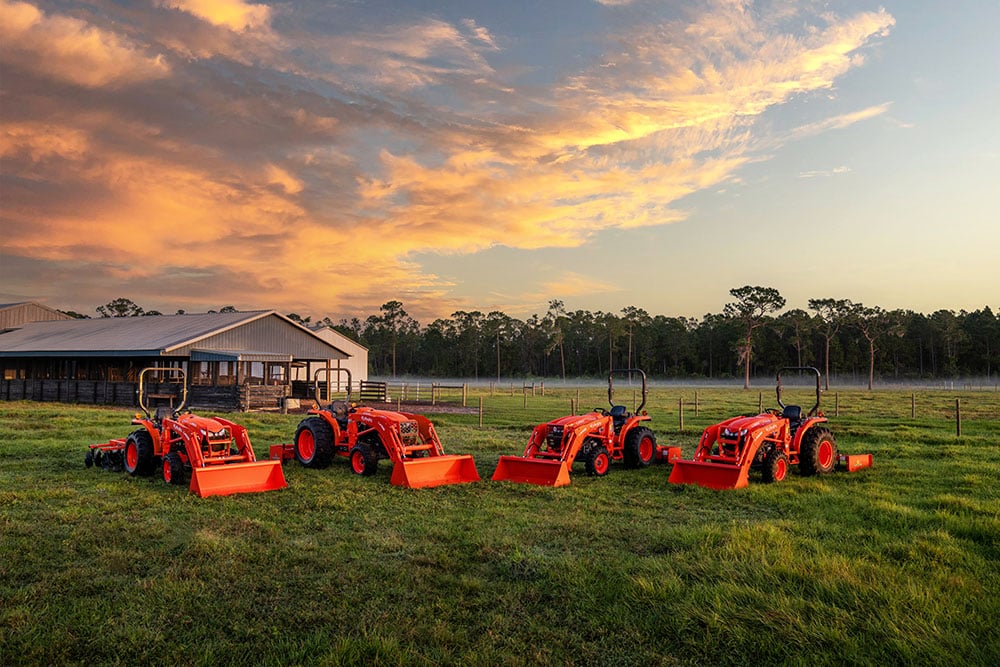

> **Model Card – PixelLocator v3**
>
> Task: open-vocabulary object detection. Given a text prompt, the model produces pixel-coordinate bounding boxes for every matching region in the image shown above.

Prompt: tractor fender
[791,416,828,451]
[129,418,163,456]
[308,409,344,442]
[619,414,652,436]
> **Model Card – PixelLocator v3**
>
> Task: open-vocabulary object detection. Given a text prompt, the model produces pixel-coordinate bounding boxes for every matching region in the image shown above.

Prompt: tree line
[79,290,999,387]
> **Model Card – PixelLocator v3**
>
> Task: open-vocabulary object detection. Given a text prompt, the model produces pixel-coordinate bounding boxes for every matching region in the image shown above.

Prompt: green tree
[852,305,904,390]
[724,286,786,389]
[97,298,144,317]
[808,298,854,389]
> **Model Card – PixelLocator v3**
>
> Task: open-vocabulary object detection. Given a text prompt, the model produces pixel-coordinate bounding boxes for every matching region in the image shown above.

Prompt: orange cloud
[0,0,169,88]
[0,2,897,320]
[158,0,271,32]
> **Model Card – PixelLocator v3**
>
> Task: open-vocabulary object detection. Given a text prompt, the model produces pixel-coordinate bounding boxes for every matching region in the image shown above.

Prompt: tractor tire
[585,445,611,477]
[623,426,657,468]
[762,449,789,484]
[84,450,94,468]
[349,442,379,476]
[294,417,335,468]
[123,430,156,477]
[162,452,186,485]
[799,427,838,476]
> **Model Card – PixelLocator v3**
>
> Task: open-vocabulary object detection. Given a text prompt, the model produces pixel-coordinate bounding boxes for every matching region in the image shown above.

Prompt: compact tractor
[492,369,679,487]
[85,368,287,497]
[270,369,480,488]
[668,366,872,490]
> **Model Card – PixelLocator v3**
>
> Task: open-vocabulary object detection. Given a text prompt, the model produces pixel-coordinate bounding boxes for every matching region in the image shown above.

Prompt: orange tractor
[270,369,480,488]
[492,369,679,487]
[85,368,287,497]
[668,366,872,490]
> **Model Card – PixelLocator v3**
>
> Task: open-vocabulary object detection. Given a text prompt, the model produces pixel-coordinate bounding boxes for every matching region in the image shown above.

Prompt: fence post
[432,384,437,406]
[540,382,545,397]
[570,398,575,416]
[956,398,962,437]
[758,392,762,414]
[397,395,401,412]
[479,396,483,429]
[462,383,467,407]
[523,388,528,409]
[679,397,684,431]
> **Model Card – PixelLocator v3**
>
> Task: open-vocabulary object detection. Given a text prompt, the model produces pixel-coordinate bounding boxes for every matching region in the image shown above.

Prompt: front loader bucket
[189,460,288,498]
[668,460,750,490]
[491,456,572,487]
[390,455,480,489]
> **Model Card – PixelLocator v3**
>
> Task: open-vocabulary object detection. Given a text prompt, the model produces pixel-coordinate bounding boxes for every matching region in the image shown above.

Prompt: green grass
[1,389,998,666]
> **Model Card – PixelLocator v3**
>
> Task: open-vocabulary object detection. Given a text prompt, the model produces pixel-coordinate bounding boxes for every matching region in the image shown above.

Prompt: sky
[1,0,998,323]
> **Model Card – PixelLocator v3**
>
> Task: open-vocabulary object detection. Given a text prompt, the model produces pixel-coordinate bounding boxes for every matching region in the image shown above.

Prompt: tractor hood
[176,413,230,435]
[546,412,605,429]
[717,412,782,436]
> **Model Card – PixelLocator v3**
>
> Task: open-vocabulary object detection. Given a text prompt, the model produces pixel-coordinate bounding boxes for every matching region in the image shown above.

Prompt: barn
[0,305,364,411]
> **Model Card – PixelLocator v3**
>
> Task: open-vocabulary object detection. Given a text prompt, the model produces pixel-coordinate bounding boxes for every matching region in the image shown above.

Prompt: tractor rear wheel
[799,427,838,475]
[585,445,611,477]
[162,452,186,485]
[349,442,379,476]
[762,449,789,483]
[294,417,335,468]
[124,430,156,477]
[623,426,656,468]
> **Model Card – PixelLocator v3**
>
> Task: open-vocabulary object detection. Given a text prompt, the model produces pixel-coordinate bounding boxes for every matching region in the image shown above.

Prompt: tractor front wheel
[585,445,611,477]
[349,442,379,476]
[163,452,186,485]
[124,430,156,477]
[623,426,656,468]
[294,417,335,468]
[799,427,838,475]
[762,449,789,483]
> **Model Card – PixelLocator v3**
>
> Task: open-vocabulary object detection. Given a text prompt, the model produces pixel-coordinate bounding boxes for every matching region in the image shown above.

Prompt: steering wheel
[594,407,608,415]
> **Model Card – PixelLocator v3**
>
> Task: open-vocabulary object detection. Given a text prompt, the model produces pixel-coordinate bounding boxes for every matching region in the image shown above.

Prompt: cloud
[157,0,271,32]
[0,1,896,320]
[789,103,892,141]
[798,166,851,178]
[0,0,169,88]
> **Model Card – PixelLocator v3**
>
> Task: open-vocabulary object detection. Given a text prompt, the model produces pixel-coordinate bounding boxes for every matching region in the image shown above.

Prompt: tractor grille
[399,420,419,446]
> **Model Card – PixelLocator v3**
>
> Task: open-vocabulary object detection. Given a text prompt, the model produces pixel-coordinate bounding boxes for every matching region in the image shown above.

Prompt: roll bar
[775,366,822,417]
[608,368,648,413]
[138,367,187,418]
[313,367,353,405]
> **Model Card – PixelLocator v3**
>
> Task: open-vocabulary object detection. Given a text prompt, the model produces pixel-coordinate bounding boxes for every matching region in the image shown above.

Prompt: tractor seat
[782,405,802,421]
[782,405,802,433]
[610,405,628,431]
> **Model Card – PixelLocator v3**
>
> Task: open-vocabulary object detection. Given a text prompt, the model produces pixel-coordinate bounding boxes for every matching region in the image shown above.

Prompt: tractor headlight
[207,428,230,439]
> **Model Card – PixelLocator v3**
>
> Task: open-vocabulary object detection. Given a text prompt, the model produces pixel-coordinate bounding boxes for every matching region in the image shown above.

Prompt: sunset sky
[2,1,997,322]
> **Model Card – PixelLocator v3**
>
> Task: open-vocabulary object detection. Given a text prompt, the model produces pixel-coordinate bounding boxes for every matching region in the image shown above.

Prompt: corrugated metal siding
[169,316,347,360]
[0,303,73,329]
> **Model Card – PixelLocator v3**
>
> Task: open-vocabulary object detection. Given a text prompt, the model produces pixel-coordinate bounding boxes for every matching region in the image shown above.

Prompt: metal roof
[0,311,348,360]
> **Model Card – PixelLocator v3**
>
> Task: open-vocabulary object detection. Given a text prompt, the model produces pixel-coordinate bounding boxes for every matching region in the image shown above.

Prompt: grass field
[1,387,998,666]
